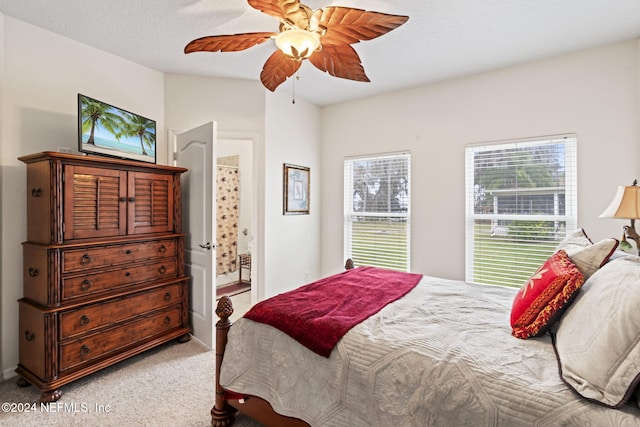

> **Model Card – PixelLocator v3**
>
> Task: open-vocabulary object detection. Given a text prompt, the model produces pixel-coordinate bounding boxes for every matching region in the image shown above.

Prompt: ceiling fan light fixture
[184,2,409,92]
[275,28,320,60]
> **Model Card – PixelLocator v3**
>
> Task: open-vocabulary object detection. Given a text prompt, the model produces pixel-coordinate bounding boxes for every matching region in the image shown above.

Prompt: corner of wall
[637,37,640,171]
[0,10,5,380]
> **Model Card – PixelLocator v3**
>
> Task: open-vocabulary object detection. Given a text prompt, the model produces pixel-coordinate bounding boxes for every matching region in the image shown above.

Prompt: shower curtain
[216,166,239,276]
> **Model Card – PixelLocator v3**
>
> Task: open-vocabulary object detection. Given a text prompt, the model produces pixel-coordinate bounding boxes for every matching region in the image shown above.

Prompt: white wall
[321,40,640,280]
[1,17,166,379]
[164,74,265,134]
[264,89,322,297]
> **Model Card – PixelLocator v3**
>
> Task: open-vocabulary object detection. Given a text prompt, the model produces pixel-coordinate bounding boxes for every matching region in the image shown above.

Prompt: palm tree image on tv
[119,112,156,156]
[80,96,122,146]
[79,94,156,163]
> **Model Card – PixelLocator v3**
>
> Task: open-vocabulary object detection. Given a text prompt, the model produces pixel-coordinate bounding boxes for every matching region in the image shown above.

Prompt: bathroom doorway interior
[215,138,253,299]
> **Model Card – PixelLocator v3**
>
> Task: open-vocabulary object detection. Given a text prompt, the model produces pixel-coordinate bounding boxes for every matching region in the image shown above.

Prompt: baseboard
[187,334,210,350]
[3,366,17,382]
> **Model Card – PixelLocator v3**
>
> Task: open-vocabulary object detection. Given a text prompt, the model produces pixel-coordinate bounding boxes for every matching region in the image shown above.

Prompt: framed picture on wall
[283,163,310,215]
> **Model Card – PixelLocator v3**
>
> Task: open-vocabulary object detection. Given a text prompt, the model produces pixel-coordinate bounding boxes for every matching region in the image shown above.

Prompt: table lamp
[600,179,640,255]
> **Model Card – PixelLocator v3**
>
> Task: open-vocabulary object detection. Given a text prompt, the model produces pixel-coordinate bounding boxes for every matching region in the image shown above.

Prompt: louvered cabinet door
[63,165,127,240]
[127,171,174,234]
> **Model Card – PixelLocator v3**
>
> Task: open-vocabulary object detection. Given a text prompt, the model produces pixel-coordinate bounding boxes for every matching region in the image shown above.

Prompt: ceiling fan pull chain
[292,73,299,104]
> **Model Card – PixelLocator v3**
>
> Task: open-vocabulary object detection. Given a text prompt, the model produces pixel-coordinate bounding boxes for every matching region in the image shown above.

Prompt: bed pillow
[556,228,618,278]
[556,228,593,251]
[510,250,584,339]
[553,256,640,407]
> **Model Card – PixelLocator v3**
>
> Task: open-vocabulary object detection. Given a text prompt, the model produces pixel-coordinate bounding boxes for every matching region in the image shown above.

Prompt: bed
[210,231,640,427]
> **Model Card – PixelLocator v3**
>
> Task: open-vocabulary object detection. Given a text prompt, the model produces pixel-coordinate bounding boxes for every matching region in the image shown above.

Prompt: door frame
[168,129,264,306]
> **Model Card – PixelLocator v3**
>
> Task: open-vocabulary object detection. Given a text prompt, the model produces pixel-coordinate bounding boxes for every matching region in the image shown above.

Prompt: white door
[176,122,217,348]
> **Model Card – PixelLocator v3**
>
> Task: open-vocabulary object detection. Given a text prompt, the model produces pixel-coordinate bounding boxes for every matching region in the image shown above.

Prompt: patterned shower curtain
[216,166,239,275]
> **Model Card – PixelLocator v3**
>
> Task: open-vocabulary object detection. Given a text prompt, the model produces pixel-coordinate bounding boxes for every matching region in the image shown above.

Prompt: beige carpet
[0,338,264,427]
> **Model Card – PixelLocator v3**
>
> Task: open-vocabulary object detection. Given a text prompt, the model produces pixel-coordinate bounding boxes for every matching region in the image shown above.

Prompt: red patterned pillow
[510,250,584,339]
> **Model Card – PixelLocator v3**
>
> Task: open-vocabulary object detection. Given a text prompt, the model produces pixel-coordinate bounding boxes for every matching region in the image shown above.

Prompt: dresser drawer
[62,258,177,301]
[59,306,182,372]
[59,283,182,339]
[62,239,177,273]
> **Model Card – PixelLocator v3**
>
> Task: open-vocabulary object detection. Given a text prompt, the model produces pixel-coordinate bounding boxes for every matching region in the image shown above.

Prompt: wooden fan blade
[316,7,409,45]
[248,0,307,26]
[260,49,302,91]
[309,44,369,83]
[184,32,275,53]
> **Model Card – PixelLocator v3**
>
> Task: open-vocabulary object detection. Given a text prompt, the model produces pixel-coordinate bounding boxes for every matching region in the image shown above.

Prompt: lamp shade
[600,185,640,219]
[275,29,320,59]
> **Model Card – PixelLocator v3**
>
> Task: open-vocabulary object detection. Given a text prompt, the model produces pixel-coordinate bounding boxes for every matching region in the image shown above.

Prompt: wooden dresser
[17,151,191,402]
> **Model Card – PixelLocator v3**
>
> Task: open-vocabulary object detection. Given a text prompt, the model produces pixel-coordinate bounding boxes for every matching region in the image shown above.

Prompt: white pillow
[553,256,640,407]
[556,228,592,252]
[556,228,618,278]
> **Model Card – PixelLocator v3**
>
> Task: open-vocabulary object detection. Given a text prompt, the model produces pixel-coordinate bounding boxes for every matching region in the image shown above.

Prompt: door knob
[198,242,214,250]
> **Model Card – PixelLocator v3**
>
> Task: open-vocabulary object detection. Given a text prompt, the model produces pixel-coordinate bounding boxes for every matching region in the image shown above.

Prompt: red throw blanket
[243,266,423,357]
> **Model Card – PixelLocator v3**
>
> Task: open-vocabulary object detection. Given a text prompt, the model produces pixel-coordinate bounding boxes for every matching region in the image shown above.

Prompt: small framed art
[283,163,310,215]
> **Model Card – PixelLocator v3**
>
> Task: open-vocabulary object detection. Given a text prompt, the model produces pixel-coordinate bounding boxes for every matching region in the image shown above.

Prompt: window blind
[344,152,411,271]
[465,135,577,287]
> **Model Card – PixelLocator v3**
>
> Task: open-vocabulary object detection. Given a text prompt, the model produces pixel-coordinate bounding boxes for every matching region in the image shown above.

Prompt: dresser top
[18,151,187,173]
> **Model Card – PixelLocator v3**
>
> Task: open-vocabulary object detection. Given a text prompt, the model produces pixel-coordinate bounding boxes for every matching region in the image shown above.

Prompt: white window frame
[465,134,577,286]
[344,151,411,271]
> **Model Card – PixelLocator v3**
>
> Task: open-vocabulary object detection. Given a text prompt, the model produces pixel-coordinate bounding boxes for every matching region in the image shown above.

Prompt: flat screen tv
[78,94,156,164]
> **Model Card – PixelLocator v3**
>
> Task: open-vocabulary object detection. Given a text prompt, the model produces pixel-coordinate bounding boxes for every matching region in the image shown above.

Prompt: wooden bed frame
[210,260,355,427]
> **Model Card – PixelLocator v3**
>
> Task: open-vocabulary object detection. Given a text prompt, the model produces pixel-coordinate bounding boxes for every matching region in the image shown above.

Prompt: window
[465,135,577,287]
[344,152,410,271]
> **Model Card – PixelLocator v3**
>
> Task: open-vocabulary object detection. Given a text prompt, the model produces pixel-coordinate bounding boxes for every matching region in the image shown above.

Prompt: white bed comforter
[220,276,640,426]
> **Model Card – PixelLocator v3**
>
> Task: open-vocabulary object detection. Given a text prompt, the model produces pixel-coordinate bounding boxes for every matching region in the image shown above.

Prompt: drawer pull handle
[164,316,171,325]
[80,345,91,356]
[80,279,92,291]
[80,254,92,265]
[159,245,167,253]
[31,188,42,197]
[164,292,172,301]
[79,315,91,326]
[158,266,167,274]
[25,330,35,342]
[119,197,127,202]
[28,267,39,277]
[128,197,136,202]
[125,249,132,255]
[125,272,130,277]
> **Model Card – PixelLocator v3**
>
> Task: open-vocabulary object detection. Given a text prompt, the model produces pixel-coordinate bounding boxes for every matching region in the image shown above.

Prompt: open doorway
[215,138,253,303]
[170,127,260,344]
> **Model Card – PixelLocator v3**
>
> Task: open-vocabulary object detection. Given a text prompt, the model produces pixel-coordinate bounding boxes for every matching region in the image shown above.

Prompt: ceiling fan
[184,0,409,92]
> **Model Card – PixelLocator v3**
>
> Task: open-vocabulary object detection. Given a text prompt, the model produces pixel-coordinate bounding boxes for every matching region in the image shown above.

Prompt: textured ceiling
[2,0,640,106]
